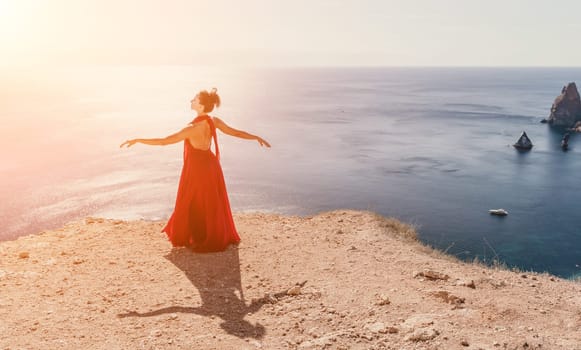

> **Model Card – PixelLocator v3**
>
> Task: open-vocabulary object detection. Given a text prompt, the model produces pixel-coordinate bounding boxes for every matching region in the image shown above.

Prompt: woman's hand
[120,139,138,148]
[256,137,271,148]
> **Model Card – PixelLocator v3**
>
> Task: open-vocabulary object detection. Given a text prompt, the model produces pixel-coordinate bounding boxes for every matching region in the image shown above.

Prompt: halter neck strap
[192,115,220,161]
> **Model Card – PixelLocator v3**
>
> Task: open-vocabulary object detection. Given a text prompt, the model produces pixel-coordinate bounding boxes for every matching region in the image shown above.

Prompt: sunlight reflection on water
[2,66,581,278]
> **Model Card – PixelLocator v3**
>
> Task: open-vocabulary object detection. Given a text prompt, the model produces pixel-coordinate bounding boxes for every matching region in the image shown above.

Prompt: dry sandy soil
[0,210,580,350]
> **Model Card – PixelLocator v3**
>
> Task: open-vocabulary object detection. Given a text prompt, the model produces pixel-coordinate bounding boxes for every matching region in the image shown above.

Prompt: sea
[1,66,580,280]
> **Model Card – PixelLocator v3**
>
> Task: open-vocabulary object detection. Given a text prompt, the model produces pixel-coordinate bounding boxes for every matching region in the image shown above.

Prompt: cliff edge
[1,211,580,349]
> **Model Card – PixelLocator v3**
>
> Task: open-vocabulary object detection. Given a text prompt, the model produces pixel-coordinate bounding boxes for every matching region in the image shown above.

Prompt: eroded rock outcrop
[513,131,533,150]
[547,82,581,127]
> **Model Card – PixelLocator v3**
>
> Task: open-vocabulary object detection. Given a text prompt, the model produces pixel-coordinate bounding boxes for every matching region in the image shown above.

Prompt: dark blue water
[2,66,580,279]
[229,67,581,279]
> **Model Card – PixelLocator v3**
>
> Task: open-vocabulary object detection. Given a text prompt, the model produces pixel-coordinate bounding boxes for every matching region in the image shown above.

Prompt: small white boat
[489,209,508,216]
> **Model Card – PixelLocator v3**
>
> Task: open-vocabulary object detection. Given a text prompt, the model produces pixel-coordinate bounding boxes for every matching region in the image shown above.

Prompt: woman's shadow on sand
[117,246,266,339]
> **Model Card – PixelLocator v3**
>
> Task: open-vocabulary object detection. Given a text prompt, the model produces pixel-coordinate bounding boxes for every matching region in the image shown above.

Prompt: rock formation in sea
[513,131,533,150]
[561,132,570,150]
[547,82,581,127]
[570,121,581,133]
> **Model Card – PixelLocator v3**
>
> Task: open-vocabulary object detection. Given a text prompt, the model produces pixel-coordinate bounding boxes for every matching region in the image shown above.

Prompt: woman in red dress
[120,88,270,252]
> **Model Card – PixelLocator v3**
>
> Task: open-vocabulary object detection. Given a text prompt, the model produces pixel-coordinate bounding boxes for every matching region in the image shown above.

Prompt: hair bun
[209,88,219,107]
[198,87,221,112]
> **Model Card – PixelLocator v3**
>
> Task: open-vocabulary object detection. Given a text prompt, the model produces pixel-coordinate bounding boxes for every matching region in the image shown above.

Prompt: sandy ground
[0,210,580,350]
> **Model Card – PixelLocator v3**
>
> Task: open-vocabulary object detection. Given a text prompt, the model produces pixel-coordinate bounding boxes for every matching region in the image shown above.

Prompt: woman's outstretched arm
[213,117,271,148]
[120,126,194,148]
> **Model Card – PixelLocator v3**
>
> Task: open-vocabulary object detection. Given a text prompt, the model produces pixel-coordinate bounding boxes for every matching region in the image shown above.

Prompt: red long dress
[162,115,240,252]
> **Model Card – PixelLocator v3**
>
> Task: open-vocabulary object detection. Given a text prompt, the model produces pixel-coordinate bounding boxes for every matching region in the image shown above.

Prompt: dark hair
[198,87,221,113]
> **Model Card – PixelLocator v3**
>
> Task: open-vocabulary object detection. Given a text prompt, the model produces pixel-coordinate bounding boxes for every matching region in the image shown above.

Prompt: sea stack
[513,131,533,150]
[561,133,570,150]
[547,82,581,127]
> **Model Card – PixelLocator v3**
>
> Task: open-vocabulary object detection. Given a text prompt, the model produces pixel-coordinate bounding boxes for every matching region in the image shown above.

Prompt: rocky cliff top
[1,211,580,349]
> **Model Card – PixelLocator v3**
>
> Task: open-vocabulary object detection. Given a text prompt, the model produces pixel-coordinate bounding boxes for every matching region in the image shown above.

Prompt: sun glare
[0,0,19,29]
[0,0,47,63]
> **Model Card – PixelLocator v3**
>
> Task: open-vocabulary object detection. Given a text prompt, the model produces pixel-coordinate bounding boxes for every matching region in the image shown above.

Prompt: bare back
[187,119,212,151]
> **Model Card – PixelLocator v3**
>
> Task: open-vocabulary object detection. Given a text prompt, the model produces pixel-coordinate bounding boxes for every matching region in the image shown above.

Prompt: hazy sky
[1,0,581,67]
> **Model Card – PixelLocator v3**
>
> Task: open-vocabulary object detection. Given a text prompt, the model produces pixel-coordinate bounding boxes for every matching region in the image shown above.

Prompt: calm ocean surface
[1,66,580,279]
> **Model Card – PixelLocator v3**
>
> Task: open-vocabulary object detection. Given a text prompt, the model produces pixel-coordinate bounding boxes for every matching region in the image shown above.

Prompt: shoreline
[1,210,580,349]
[4,211,580,282]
